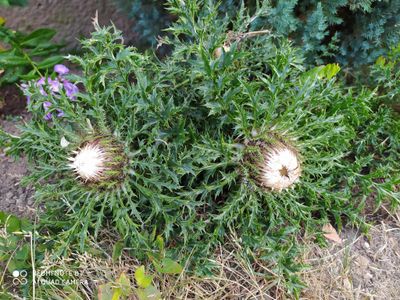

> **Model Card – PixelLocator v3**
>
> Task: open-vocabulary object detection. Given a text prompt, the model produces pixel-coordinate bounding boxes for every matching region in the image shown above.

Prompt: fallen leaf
[322,223,342,244]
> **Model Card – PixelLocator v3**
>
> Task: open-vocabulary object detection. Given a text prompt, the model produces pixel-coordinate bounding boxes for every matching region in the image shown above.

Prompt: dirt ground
[1,101,400,299]
[301,219,400,300]
[0,114,35,217]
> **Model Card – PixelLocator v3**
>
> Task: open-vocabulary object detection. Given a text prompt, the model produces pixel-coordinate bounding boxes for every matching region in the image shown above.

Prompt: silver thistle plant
[0,0,399,295]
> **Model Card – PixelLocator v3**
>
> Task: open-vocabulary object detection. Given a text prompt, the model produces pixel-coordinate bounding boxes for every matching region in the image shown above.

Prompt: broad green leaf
[0,211,7,224]
[98,283,114,300]
[160,258,183,274]
[301,63,340,81]
[5,215,21,233]
[0,50,29,66]
[20,218,33,232]
[7,259,28,273]
[37,55,64,69]
[112,241,124,263]
[111,288,121,300]
[19,69,38,81]
[375,56,386,67]
[134,266,153,289]
[116,272,131,296]
[322,63,341,79]
[299,65,323,81]
[136,285,162,300]
[15,244,30,261]
[9,0,28,6]
[0,17,5,26]
[155,235,164,252]
[20,28,56,46]
[29,42,64,56]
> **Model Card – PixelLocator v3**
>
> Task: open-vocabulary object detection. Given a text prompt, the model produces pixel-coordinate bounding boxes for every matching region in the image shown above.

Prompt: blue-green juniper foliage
[116,0,400,67]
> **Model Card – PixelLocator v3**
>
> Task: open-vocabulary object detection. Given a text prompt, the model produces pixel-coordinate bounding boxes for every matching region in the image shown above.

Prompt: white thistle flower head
[246,138,301,192]
[259,146,301,191]
[68,137,125,184]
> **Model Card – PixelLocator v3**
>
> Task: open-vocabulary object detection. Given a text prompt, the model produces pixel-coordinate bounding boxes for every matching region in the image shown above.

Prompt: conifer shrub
[1,0,399,294]
[116,0,400,67]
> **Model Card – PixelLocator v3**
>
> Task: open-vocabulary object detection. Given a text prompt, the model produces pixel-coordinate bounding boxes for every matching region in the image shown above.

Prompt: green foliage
[116,0,400,68]
[372,43,400,111]
[1,0,400,295]
[0,20,64,86]
[0,0,27,6]
[0,212,33,298]
[97,269,162,300]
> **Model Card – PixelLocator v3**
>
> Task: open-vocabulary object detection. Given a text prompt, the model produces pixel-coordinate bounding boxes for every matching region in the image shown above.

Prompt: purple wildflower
[44,112,53,121]
[54,64,69,76]
[63,80,79,100]
[43,101,64,120]
[54,64,79,101]
[36,77,47,96]
[24,64,78,120]
[43,101,52,110]
[56,109,65,117]
[47,78,61,93]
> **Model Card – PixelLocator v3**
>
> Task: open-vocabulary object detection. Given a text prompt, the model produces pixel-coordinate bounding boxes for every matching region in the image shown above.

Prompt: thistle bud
[68,136,126,186]
[213,45,231,58]
[246,138,301,192]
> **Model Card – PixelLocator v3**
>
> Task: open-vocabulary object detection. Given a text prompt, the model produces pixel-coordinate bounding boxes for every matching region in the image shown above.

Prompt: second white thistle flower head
[259,145,301,191]
[246,137,301,192]
[68,137,125,185]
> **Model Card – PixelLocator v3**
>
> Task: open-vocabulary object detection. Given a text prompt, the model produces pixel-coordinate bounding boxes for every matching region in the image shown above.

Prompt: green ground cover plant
[0,0,399,297]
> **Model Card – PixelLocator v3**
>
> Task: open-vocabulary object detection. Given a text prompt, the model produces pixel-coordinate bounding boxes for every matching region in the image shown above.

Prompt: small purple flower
[54,64,69,76]
[44,112,53,121]
[23,65,77,121]
[63,80,79,100]
[48,78,61,93]
[56,109,65,117]
[42,101,64,120]
[37,77,47,96]
[36,77,62,95]
[43,101,52,109]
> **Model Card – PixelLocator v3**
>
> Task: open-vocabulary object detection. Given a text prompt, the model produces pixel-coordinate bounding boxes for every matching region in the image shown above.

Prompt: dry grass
[33,232,285,300]
[3,206,400,299]
[301,208,400,300]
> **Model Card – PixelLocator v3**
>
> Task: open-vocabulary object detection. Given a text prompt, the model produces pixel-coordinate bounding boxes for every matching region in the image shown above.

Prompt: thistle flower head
[246,138,301,192]
[259,145,301,191]
[213,45,231,58]
[68,137,126,186]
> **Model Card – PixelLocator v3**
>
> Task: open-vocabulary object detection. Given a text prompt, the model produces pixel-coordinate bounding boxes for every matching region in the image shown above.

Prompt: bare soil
[0,114,35,218]
[0,84,27,116]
